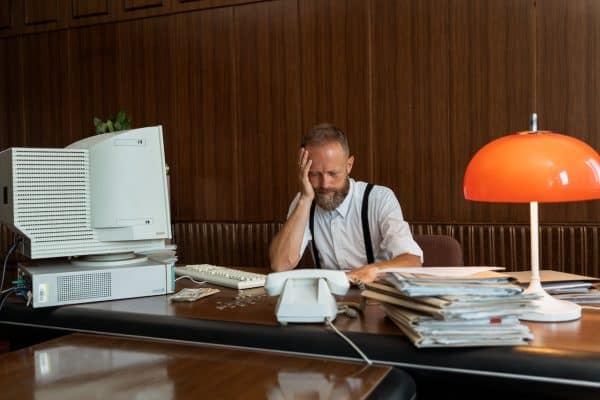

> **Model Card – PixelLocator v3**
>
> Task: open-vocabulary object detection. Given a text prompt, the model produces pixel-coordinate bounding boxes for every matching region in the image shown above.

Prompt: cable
[338,306,358,318]
[1,238,21,291]
[175,275,206,285]
[0,287,15,313]
[325,318,372,365]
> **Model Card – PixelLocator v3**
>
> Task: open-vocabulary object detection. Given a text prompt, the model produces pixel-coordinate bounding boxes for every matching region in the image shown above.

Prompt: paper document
[555,289,600,304]
[503,270,600,284]
[381,266,504,277]
[383,273,522,297]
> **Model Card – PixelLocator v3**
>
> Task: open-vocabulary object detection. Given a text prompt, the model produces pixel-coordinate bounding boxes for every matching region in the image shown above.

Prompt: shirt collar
[334,178,355,218]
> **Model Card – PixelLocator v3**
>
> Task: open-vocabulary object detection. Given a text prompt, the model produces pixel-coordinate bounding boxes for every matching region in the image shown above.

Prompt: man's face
[306,142,354,211]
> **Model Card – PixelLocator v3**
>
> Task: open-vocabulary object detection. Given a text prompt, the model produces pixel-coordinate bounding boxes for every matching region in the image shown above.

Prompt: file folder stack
[362,269,540,348]
[505,270,600,305]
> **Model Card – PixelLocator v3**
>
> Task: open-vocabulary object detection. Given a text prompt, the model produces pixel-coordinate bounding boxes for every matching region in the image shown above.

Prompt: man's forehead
[306,141,347,157]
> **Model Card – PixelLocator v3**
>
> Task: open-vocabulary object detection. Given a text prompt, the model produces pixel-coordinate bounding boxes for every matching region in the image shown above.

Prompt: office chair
[413,234,464,267]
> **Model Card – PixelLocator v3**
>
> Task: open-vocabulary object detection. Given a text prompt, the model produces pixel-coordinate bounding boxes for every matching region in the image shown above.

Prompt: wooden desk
[1,276,600,398]
[0,333,412,400]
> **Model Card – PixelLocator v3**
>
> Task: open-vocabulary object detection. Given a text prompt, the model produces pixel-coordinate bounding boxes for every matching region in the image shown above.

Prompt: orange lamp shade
[463,131,600,203]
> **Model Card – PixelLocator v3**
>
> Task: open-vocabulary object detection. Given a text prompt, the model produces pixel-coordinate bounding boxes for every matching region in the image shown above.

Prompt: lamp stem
[522,200,581,321]
[529,201,543,291]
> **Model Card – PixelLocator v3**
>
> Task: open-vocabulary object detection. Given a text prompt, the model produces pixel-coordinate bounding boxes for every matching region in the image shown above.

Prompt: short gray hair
[301,123,350,156]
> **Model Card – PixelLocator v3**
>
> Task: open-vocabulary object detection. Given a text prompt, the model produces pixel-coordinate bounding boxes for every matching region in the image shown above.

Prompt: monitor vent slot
[57,272,111,302]
[13,149,94,244]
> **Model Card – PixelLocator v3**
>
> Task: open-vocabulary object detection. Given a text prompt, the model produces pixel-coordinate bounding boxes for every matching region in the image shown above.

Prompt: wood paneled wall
[1,0,599,229]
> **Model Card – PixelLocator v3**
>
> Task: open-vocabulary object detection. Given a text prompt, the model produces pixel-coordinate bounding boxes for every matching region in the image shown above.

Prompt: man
[269,123,422,283]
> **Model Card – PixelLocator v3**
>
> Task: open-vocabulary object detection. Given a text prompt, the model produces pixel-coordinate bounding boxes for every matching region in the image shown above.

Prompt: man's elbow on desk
[269,256,300,272]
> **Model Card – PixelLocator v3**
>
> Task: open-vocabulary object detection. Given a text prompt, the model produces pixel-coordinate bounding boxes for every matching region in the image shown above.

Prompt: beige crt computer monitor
[0,126,172,261]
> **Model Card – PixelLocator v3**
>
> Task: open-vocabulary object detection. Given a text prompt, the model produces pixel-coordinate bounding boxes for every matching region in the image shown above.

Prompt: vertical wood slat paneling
[234,0,302,221]
[536,0,600,223]
[0,37,24,149]
[21,30,71,147]
[298,0,371,182]
[0,1,12,29]
[68,23,120,144]
[171,8,239,220]
[371,0,451,221]
[169,221,600,277]
[172,222,282,267]
[411,223,600,277]
[173,8,237,221]
[450,0,535,224]
[116,16,177,137]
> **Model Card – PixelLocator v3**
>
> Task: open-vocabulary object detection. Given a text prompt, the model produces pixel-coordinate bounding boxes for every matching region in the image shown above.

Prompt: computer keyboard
[174,264,266,289]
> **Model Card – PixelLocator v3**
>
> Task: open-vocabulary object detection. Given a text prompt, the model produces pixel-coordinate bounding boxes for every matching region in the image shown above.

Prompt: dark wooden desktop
[0,333,402,400]
[1,269,599,399]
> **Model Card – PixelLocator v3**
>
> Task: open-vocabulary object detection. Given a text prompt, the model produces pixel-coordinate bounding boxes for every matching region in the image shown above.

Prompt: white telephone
[265,269,350,324]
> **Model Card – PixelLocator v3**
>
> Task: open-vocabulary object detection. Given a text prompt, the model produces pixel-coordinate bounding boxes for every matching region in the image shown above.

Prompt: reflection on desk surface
[0,333,391,400]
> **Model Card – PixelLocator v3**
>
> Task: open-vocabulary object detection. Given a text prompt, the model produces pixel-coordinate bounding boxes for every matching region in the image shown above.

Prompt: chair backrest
[413,234,464,267]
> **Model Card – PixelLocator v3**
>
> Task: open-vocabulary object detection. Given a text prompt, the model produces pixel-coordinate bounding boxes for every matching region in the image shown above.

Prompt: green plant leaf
[93,111,132,134]
[95,122,106,134]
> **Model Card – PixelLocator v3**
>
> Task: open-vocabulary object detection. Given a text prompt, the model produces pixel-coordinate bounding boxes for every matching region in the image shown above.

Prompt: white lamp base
[520,287,581,322]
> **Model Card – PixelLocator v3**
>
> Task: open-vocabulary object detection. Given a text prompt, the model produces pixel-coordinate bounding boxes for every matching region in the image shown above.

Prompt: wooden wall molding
[0,1,11,30]
[72,0,112,19]
[0,0,267,37]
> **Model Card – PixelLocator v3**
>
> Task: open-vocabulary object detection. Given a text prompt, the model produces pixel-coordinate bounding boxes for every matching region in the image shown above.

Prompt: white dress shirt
[288,179,423,270]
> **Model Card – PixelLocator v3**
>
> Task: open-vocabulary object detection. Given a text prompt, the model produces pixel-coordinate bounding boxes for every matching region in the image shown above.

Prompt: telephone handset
[265,269,350,324]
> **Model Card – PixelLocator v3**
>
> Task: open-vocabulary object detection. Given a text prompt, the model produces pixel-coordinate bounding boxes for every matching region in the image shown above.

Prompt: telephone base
[274,277,339,324]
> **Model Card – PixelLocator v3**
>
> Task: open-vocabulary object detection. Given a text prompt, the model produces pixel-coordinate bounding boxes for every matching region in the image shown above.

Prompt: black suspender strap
[309,200,321,268]
[309,183,375,268]
[362,183,375,264]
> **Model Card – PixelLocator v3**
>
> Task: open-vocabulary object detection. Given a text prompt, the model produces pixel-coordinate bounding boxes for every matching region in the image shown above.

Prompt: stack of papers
[504,270,600,303]
[362,267,539,348]
[139,244,179,265]
[555,289,600,304]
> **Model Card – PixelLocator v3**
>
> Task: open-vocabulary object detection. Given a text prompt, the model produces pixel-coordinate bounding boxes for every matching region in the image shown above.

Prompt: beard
[315,177,350,211]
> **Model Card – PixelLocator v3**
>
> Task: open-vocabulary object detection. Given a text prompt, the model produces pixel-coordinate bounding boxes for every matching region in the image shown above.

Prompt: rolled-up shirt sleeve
[375,188,423,262]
